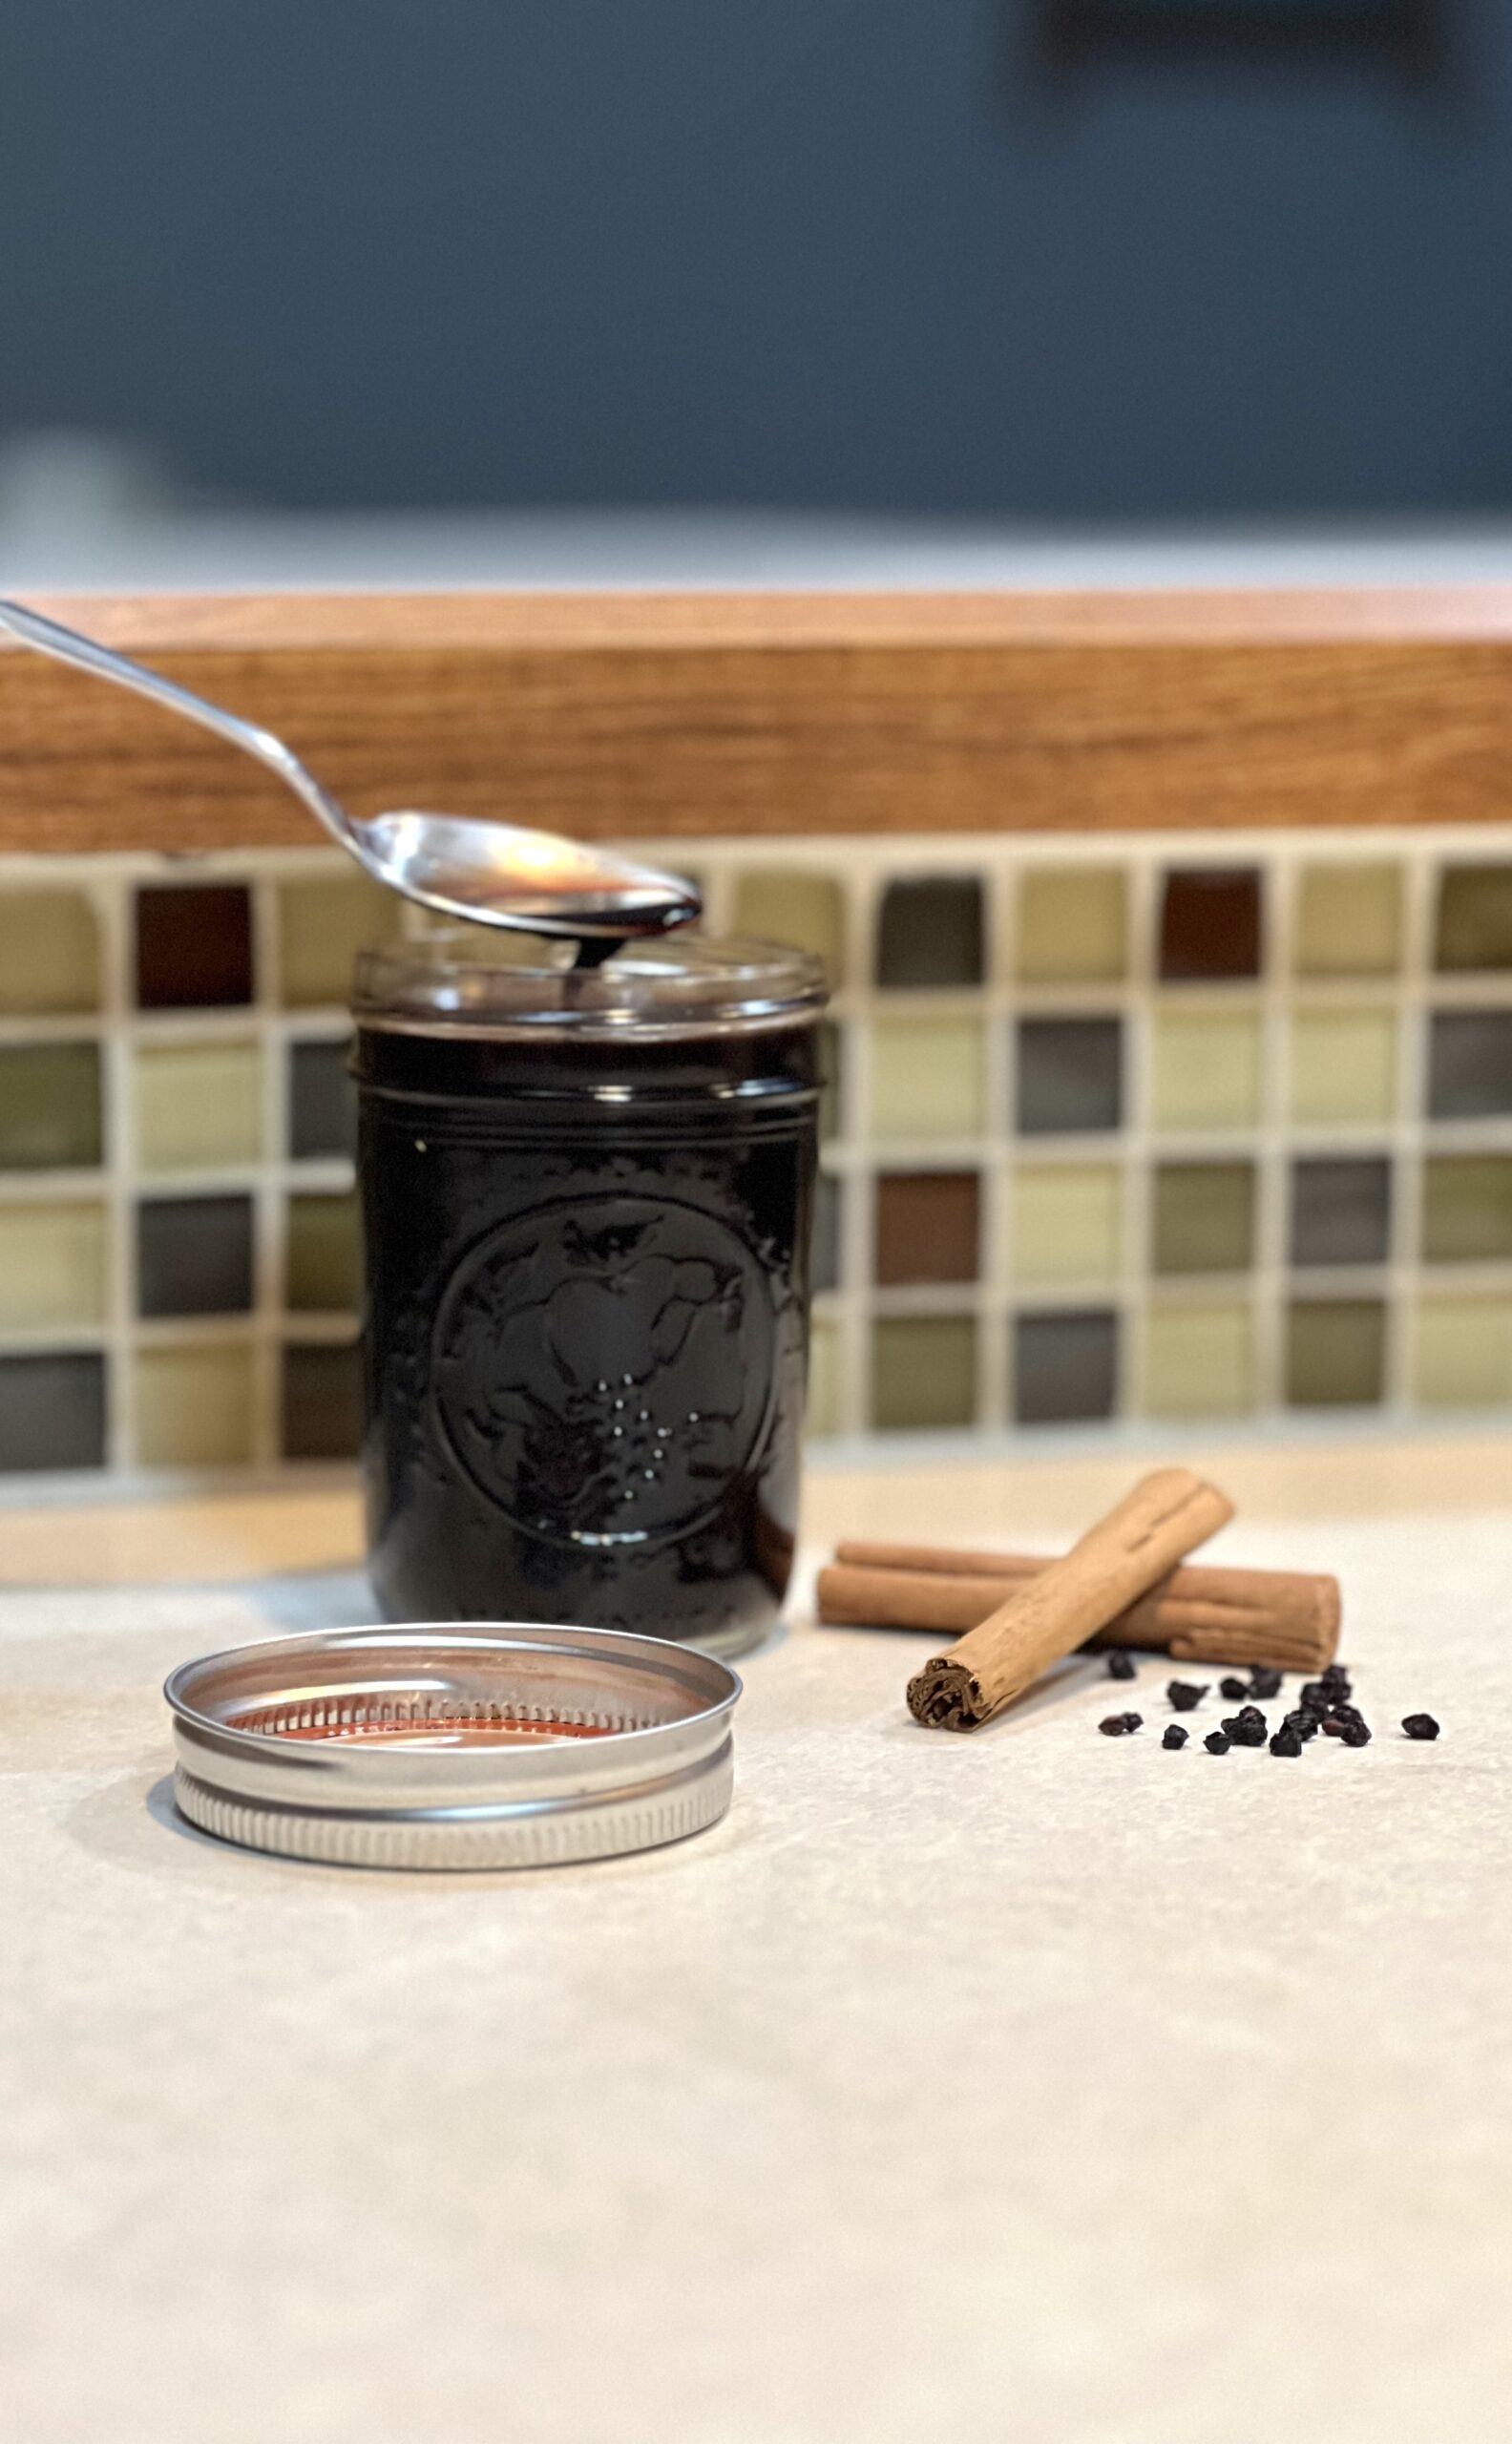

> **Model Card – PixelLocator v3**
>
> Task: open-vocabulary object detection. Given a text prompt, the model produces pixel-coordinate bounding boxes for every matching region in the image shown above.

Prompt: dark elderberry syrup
[352,934,828,1655]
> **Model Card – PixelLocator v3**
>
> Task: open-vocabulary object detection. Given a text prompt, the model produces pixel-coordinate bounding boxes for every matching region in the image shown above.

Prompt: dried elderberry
[1105,1650,1137,1680]
[1163,1723,1188,1749]
[1100,1714,1140,1736]
[1248,1668,1283,1700]
[1204,1731,1230,1755]
[1222,1714,1267,1747]
[1402,1714,1440,1740]
[1284,1707,1319,1741]
[1337,1720,1371,1748]
[1220,1676,1250,1701]
[1166,1680,1208,1711]
[1270,1723,1303,1757]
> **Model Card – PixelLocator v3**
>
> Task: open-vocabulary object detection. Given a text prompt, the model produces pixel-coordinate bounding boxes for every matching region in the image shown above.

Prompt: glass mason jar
[351,933,829,1657]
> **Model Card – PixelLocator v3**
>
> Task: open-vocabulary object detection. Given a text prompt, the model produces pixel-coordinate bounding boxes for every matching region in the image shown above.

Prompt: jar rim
[352,929,829,1039]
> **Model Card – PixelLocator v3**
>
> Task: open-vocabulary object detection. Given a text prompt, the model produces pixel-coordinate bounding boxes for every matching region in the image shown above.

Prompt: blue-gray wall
[2,3,1506,515]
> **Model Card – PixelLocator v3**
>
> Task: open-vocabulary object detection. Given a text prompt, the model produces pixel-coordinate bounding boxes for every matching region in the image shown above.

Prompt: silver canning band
[164,1623,741,1873]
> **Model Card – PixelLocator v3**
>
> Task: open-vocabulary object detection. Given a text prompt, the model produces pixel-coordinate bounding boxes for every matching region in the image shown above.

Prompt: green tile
[286,1193,361,1312]
[1285,1300,1386,1408]
[805,1316,842,1439]
[0,890,101,1015]
[731,872,846,984]
[278,871,402,1008]
[282,1341,362,1460]
[1294,863,1403,978]
[1434,865,1512,973]
[1421,1156,1512,1264]
[1414,1294,1512,1407]
[869,1017,984,1143]
[0,1201,108,1331]
[1016,869,1127,984]
[1289,1009,1397,1127]
[1142,1300,1254,1418]
[872,1317,976,1430]
[1152,1009,1262,1132]
[0,1044,102,1170]
[1151,1163,1255,1275]
[133,1342,256,1467]
[1011,1162,1122,1287]
[135,1042,262,1173]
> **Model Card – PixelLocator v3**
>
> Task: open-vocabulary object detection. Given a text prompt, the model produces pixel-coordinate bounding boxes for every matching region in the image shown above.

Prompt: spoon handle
[0,597,356,854]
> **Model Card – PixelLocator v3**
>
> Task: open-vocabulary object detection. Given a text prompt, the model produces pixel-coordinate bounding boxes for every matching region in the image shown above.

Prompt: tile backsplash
[1,830,1511,1484]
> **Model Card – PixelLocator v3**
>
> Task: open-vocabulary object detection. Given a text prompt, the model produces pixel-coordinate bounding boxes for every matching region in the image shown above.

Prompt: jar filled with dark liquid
[352,932,828,1656]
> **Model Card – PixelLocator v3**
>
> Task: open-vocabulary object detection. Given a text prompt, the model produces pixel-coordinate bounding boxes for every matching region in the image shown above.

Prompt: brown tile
[874,1171,980,1285]
[136,884,254,1009]
[1159,869,1262,981]
[283,1341,363,1460]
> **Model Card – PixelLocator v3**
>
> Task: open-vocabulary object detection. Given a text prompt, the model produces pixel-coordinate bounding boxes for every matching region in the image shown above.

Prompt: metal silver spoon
[0,597,701,941]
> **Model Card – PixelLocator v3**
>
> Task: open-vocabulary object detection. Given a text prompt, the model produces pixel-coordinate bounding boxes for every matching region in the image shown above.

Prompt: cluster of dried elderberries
[1097,1651,1440,1754]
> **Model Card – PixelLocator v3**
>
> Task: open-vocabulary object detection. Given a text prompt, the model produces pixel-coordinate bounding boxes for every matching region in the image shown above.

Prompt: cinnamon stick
[821,1549,1339,1673]
[905,1467,1233,1732]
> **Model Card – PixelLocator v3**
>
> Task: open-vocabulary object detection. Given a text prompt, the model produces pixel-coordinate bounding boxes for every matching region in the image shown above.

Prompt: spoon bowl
[0,598,701,942]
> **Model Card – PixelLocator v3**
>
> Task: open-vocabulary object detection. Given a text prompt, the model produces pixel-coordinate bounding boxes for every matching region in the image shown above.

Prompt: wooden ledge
[4,588,1512,853]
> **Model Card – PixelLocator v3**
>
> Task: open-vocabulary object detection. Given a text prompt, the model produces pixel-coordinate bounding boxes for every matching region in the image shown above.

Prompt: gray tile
[289,1039,357,1160]
[137,1195,255,1318]
[1014,1310,1119,1425]
[876,877,983,989]
[1290,1157,1392,1268]
[812,1172,840,1294]
[0,1352,106,1472]
[1016,1018,1123,1135]
[1427,1011,1512,1121]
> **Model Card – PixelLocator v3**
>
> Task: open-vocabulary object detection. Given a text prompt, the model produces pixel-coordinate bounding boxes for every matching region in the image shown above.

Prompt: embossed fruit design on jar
[352,934,827,1655]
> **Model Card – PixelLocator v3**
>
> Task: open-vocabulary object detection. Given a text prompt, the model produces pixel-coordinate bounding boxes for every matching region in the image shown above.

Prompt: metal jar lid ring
[164,1623,741,1872]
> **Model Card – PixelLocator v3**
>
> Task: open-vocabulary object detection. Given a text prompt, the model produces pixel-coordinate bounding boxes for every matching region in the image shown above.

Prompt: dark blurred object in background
[0,2,1502,521]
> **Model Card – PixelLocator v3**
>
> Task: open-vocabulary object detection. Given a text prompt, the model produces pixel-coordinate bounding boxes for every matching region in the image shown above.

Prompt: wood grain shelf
[4,589,1512,854]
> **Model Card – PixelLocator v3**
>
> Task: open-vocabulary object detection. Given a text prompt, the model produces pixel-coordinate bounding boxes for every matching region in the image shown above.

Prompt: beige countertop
[2,1435,1509,2444]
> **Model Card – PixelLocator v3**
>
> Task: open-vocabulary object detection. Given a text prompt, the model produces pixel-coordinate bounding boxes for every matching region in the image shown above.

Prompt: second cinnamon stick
[821,1548,1339,1673]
